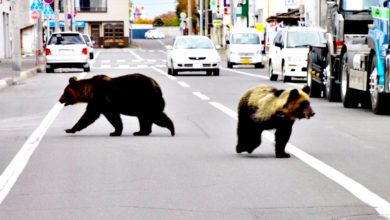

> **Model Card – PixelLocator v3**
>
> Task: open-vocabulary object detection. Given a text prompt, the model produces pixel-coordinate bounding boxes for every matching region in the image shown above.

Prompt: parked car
[82,34,94,59]
[268,27,326,82]
[226,28,264,68]
[45,32,90,73]
[145,29,165,39]
[166,36,221,76]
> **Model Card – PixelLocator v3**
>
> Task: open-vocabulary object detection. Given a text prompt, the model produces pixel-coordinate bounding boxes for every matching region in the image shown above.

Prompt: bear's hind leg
[236,116,262,154]
[153,112,175,136]
[274,122,293,158]
[134,116,152,136]
[103,112,123,136]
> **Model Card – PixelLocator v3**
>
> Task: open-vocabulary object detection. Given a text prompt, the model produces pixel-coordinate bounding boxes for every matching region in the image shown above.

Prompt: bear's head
[59,76,94,106]
[276,85,315,120]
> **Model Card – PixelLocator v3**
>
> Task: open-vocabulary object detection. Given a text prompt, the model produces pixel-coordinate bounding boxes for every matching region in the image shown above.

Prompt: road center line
[177,81,190,88]
[209,101,390,217]
[151,66,177,81]
[0,72,88,205]
[193,92,210,101]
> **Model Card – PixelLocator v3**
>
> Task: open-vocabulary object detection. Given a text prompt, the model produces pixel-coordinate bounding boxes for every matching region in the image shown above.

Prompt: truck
[306,0,390,114]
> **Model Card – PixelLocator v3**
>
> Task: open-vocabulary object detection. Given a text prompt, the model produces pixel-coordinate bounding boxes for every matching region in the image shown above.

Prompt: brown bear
[59,74,175,136]
[236,85,314,158]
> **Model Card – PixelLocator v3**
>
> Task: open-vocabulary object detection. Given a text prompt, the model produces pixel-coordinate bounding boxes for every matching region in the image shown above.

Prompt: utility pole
[10,0,21,71]
[230,0,234,25]
[54,0,60,32]
[199,0,203,35]
[64,0,69,31]
[205,0,209,37]
[188,0,192,35]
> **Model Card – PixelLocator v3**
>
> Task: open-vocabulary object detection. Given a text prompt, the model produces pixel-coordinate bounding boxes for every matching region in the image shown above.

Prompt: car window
[231,33,260,44]
[286,31,325,48]
[83,35,91,43]
[174,38,214,49]
[273,30,284,46]
[49,34,85,45]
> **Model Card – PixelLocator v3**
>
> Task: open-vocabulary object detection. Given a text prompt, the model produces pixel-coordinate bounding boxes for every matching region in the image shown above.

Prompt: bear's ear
[287,89,300,104]
[69,77,78,84]
[302,85,310,95]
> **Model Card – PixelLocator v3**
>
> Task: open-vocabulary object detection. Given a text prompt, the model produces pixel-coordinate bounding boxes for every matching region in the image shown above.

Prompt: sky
[131,0,177,19]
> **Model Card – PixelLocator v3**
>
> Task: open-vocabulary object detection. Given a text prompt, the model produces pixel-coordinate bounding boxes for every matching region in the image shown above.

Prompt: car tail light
[81,48,88,55]
[45,48,51,56]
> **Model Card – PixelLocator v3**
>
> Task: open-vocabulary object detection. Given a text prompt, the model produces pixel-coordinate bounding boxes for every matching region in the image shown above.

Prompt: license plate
[242,59,251,64]
[59,49,73,55]
[193,63,202,68]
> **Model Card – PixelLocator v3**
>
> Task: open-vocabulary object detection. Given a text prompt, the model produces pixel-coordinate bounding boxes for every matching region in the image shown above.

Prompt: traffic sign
[44,0,54,4]
[31,11,40,20]
[43,4,54,18]
[30,0,44,12]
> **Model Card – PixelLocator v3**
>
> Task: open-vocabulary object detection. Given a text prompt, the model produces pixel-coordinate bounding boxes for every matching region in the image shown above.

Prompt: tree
[156,12,180,26]
[153,18,164,26]
[176,0,197,32]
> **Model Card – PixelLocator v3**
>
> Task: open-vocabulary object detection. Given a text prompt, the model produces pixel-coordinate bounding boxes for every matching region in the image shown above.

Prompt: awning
[49,20,86,28]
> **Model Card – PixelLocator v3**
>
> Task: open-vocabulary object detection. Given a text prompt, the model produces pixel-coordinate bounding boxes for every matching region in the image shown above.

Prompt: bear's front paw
[133,131,151,136]
[65,129,76,134]
[276,152,291,158]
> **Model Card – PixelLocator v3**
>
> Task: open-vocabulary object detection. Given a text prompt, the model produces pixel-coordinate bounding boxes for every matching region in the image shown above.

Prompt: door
[91,23,100,48]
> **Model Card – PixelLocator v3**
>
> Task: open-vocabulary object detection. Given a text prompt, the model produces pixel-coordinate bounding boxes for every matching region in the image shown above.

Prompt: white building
[0,1,11,59]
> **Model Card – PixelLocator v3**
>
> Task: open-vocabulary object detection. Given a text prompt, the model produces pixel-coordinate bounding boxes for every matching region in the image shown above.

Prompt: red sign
[44,0,54,4]
[31,11,40,19]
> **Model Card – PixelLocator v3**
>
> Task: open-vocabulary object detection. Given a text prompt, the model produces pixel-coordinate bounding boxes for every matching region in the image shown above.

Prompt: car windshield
[341,0,371,11]
[49,34,85,45]
[286,31,325,48]
[231,33,260,44]
[174,38,214,49]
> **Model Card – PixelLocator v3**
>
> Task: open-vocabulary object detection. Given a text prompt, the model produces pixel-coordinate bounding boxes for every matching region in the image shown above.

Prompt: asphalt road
[0,38,389,219]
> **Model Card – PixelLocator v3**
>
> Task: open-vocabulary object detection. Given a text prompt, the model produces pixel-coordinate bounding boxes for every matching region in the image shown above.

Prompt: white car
[166,36,221,76]
[145,29,165,39]
[268,27,326,82]
[82,34,94,59]
[45,32,90,73]
[227,28,264,68]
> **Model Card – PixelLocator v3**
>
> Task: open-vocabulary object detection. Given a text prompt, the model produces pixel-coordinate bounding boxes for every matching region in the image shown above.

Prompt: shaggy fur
[59,74,175,136]
[236,85,314,158]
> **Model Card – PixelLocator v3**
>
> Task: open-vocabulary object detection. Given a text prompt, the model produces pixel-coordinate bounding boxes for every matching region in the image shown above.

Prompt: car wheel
[167,68,172,75]
[268,60,278,81]
[254,63,263,69]
[227,61,233,68]
[46,67,54,73]
[206,70,212,76]
[282,63,291,82]
[213,69,220,76]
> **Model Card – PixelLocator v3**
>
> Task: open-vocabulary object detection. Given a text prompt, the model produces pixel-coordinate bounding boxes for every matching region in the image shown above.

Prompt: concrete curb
[0,65,45,90]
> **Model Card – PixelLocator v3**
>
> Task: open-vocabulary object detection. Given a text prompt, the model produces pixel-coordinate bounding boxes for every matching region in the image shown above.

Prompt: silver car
[45,32,90,73]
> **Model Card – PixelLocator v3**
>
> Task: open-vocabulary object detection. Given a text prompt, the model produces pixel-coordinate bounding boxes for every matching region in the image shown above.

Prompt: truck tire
[268,60,278,81]
[340,53,359,108]
[307,53,322,97]
[370,55,390,114]
[325,53,341,102]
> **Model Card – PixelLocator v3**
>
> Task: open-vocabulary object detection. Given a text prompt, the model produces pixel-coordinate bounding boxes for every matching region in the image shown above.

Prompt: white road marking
[117,59,126,63]
[151,66,176,80]
[178,81,190,88]
[209,101,390,218]
[132,59,142,63]
[101,64,111,68]
[129,50,144,61]
[101,60,110,63]
[0,72,88,204]
[193,92,210,101]
[147,59,156,62]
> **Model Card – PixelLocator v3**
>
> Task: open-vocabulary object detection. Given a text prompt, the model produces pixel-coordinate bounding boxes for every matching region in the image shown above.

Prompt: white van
[226,28,264,68]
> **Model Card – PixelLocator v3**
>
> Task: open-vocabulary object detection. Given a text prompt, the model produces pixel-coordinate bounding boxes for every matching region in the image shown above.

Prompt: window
[75,0,107,12]
[104,23,124,40]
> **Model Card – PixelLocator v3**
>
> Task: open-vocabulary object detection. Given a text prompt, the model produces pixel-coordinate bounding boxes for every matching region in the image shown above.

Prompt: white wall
[0,1,11,59]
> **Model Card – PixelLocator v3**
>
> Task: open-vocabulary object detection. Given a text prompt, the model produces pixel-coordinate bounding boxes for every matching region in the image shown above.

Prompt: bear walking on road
[59,73,175,136]
[236,85,314,158]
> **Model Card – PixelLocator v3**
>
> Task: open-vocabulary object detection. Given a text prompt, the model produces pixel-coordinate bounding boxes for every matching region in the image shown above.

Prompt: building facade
[53,0,130,48]
[0,0,11,59]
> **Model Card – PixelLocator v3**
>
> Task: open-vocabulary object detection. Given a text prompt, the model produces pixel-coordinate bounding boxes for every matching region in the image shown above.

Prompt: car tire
[206,70,212,76]
[46,67,54,73]
[268,60,278,81]
[227,61,233,68]
[282,63,291,82]
[167,68,172,75]
[213,69,220,76]
[254,63,263,69]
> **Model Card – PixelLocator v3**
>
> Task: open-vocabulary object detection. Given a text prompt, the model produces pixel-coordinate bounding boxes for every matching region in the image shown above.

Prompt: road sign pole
[54,0,60,32]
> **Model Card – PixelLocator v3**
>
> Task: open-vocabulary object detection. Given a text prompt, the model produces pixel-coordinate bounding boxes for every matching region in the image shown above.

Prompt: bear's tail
[154,112,175,136]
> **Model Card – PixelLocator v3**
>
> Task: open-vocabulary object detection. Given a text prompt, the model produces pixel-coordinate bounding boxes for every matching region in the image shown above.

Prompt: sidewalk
[0,55,45,90]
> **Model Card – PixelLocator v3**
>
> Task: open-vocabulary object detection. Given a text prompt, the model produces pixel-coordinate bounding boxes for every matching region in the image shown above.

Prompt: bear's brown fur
[236,85,314,158]
[59,74,175,136]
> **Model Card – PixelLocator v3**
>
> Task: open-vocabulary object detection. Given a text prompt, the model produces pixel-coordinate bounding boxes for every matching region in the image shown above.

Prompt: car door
[271,30,284,74]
